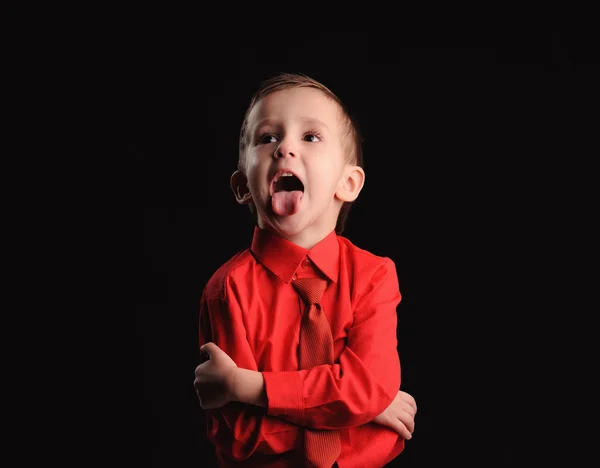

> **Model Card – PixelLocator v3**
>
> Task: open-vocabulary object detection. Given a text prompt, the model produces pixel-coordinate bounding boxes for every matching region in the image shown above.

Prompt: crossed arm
[194,341,417,439]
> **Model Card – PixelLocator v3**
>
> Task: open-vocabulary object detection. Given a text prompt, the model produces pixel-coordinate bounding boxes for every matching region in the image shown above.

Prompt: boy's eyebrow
[253,117,330,131]
[299,116,330,130]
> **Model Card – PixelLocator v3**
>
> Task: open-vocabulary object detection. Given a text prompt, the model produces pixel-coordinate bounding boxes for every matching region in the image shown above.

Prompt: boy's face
[232,87,364,248]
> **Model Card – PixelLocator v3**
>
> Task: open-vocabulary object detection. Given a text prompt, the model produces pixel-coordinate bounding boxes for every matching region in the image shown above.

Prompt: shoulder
[338,236,401,304]
[337,236,397,276]
[202,248,255,300]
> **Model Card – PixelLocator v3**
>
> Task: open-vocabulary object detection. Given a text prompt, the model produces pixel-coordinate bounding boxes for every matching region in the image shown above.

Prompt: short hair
[238,72,364,235]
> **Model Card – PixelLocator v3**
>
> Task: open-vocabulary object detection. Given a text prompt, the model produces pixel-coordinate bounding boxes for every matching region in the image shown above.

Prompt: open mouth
[270,171,305,216]
[272,172,304,194]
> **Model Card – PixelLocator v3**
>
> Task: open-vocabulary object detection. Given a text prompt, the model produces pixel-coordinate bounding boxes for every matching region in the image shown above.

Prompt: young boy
[194,73,417,467]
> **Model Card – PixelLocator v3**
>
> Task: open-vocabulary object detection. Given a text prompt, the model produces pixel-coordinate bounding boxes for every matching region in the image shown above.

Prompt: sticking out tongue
[272,190,303,216]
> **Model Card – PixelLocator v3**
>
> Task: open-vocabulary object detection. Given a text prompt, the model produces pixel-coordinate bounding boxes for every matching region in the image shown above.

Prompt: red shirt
[199,227,404,467]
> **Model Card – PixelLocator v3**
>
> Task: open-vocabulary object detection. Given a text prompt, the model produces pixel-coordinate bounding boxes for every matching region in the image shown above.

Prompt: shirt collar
[250,226,339,284]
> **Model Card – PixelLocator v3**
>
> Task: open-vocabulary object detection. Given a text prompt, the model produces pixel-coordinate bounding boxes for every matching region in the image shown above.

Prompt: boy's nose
[273,142,296,159]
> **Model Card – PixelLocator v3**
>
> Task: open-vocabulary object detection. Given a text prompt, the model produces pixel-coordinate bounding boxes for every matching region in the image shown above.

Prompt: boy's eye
[304,133,321,143]
[259,134,278,144]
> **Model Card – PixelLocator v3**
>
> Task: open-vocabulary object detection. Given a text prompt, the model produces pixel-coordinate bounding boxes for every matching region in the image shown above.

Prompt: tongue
[272,190,303,216]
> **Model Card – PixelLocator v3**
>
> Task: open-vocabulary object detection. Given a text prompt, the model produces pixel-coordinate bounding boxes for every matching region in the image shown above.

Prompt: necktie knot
[292,277,327,305]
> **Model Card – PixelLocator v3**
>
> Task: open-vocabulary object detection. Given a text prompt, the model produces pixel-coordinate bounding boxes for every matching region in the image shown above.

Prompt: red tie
[293,277,341,468]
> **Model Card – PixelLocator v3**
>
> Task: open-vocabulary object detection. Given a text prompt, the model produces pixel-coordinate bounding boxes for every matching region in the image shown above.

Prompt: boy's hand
[372,390,417,439]
[194,342,238,409]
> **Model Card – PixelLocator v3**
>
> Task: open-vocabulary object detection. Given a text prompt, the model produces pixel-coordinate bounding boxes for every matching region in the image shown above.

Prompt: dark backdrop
[128,25,593,467]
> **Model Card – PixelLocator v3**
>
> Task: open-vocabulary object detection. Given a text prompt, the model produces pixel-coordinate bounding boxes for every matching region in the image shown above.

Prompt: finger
[194,375,205,390]
[399,391,417,413]
[409,396,417,412]
[197,395,208,409]
[398,410,415,434]
[390,419,412,439]
[400,400,417,417]
[194,362,208,378]
[195,386,213,409]
[200,342,219,357]
[393,395,416,417]
[398,390,416,407]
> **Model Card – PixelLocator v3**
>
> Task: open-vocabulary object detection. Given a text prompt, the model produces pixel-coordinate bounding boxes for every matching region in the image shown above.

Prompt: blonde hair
[238,72,364,235]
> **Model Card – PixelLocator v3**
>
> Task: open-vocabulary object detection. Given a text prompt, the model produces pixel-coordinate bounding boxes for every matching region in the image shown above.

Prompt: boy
[194,73,417,467]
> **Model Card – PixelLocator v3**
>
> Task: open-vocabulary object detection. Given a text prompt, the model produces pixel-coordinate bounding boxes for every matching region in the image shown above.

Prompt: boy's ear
[230,170,253,204]
[336,165,365,202]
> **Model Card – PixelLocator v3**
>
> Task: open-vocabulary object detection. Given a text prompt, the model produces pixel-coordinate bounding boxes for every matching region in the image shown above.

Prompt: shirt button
[301,258,311,268]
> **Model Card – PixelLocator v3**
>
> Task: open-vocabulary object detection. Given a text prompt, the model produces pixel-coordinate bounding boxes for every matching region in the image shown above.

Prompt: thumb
[200,342,219,358]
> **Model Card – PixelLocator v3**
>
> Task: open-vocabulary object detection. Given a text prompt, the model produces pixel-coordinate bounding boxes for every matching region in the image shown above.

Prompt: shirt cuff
[262,371,304,420]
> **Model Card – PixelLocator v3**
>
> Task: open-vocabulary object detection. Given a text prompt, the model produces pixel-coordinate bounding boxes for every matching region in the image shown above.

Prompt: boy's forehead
[248,87,342,128]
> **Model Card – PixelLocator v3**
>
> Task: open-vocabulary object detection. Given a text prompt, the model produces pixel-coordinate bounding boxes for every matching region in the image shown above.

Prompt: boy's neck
[259,224,336,250]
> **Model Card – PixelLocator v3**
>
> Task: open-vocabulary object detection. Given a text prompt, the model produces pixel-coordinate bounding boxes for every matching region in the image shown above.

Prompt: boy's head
[231,73,365,248]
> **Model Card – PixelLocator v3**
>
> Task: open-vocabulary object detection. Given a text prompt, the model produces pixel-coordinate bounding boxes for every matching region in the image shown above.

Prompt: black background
[2,2,595,466]
[126,20,597,467]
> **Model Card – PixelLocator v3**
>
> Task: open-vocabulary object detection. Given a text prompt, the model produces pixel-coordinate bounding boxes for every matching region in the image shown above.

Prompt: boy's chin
[261,215,307,238]
[259,214,336,247]
[257,212,316,239]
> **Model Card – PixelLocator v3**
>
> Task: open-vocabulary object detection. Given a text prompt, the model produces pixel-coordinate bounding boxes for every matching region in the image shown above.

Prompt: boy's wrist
[229,367,267,407]
[227,367,240,402]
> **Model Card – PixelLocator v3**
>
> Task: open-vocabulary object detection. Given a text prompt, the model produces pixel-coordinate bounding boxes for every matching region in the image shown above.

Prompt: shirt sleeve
[262,257,402,430]
[199,293,301,461]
